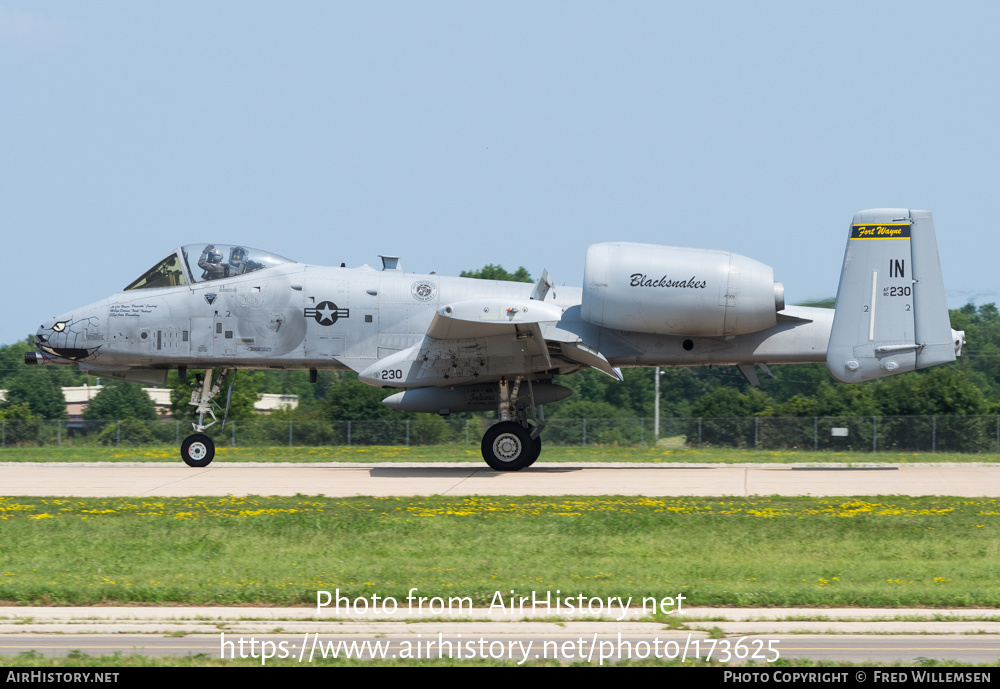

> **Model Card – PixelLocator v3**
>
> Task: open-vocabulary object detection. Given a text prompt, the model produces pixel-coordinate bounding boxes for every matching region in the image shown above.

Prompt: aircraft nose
[38,317,70,346]
[32,314,99,364]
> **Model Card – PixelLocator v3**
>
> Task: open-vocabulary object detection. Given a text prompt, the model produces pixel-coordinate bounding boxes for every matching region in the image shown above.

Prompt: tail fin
[826,208,963,383]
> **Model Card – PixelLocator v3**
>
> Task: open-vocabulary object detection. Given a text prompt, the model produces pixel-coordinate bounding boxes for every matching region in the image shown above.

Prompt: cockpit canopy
[124,244,296,291]
[182,244,296,284]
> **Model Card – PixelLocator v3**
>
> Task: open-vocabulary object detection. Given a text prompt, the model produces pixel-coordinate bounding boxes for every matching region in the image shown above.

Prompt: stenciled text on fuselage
[629,273,707,289]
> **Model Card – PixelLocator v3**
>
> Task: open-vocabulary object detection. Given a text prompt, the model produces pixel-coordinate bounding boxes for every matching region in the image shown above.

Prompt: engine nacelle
[580,242,785,337]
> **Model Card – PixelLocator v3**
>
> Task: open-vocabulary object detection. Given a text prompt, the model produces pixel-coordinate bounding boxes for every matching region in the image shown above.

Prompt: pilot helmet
[207,249,222,263]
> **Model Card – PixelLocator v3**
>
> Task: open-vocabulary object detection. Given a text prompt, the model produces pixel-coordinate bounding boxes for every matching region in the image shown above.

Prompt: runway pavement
[1,461,999,497]
[0,607,997,664]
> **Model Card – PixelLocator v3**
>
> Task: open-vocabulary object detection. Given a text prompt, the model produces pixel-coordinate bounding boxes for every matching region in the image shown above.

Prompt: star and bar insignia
[304,301,349,326]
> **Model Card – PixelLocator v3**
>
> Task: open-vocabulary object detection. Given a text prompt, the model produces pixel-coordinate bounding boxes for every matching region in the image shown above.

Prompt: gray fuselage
[36,257,833,384]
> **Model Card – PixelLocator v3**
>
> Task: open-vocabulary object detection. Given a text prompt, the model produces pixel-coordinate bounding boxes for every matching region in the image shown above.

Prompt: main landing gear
[180,368,235,468]
[480,376,545,472]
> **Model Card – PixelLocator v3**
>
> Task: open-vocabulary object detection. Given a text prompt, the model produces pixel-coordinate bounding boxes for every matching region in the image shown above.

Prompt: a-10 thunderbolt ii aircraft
[28,208,964,470]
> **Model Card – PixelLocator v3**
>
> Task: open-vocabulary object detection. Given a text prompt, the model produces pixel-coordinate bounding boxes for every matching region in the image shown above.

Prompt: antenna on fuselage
[379,255,402,272]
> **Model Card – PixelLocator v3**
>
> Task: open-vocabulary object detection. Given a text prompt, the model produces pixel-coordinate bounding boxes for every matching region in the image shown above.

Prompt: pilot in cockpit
[198,244,227,280]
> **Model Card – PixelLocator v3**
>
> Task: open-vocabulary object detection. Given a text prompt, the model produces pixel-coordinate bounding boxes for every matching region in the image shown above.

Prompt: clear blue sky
[3,1,998,346]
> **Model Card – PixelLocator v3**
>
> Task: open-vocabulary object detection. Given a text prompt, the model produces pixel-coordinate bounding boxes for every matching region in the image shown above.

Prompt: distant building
[1,386,297,422]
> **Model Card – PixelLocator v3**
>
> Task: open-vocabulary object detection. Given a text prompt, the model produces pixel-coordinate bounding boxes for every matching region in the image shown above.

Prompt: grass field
[1,444,998,464]
[1,494,997,608]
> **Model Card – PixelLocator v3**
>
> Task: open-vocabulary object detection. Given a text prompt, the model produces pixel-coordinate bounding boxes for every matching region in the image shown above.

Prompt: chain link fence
[3,415,1000,453]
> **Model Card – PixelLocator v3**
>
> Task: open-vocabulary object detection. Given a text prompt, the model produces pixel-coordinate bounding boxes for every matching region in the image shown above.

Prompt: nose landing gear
[181,433,215,468]
[180,368,234,467]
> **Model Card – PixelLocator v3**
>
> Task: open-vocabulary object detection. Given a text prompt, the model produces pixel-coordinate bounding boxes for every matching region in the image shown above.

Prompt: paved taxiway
[1,461,999,497]
[0,608,997,664]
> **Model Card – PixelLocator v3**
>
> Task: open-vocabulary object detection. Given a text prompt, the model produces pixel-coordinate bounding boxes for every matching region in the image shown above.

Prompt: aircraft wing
[423,298,563,340]
[359,297,621,387]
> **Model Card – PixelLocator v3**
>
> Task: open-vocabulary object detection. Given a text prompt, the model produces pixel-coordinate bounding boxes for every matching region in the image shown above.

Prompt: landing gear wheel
[482,421,534,471]
[525,435,542,467]
[181,433,215,468]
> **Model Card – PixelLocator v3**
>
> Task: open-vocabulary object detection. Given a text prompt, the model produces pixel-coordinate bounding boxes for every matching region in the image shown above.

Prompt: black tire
[481,421,534,471]
[525,435,542,467]
[181,433,215,468]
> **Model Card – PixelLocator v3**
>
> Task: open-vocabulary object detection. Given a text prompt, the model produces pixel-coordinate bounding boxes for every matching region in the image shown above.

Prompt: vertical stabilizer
[826,209,958,383]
